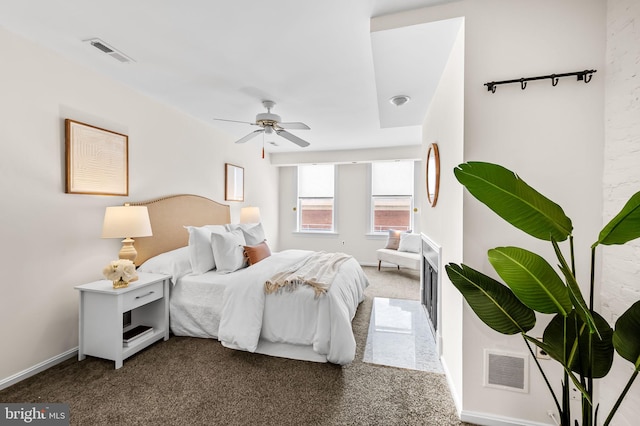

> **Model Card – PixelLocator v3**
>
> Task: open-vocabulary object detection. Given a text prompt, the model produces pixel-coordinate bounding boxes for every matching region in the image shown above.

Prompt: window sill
[293,231,339,236]
[366,233,388,239]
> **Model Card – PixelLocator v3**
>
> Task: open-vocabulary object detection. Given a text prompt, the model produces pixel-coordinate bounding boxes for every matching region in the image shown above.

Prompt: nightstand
[75,272,170,369]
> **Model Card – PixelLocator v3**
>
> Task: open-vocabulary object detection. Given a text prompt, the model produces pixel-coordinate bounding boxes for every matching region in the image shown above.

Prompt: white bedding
[169,249,369,364]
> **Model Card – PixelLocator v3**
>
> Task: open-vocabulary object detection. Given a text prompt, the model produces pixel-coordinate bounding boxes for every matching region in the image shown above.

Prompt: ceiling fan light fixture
[389,95,411,107]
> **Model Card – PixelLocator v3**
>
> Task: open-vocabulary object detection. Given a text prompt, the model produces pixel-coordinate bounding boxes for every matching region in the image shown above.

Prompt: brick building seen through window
[300,197,411,232]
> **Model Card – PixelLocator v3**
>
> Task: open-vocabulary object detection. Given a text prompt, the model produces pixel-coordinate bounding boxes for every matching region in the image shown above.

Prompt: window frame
[369,161,415,235]
[296,164,337,233]
[370,194,414,234]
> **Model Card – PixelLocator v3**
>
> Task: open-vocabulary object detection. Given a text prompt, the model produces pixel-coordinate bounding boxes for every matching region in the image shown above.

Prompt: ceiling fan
[214,100,310,147]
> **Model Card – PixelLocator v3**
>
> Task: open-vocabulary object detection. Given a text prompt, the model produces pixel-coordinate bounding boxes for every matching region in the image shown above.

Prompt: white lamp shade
[240,206,261,224]
[102,206,153,238]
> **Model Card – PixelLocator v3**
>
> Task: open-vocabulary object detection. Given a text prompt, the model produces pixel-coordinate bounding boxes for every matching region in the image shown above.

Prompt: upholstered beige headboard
[131,194,231,266]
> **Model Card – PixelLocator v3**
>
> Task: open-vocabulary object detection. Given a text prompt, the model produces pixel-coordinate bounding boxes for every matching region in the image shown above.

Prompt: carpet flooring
[0,265,470,425]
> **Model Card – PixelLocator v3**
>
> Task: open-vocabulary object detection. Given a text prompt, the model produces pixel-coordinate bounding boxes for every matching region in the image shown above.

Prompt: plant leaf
[551,238,599,338]
[594,191,640,247]
[445,263,536,334]
[525,332,594,405]
[454,162,573,241]
[613,300,640,371]
[488,247,572,315]
[544,311,614,379]
[523,334,564,363]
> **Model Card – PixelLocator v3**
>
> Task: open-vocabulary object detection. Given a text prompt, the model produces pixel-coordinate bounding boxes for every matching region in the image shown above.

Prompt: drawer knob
[135,291,155,299]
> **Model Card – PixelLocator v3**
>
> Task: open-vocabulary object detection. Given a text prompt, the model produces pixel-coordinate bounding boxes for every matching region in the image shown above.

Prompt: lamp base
[118,238,138,263]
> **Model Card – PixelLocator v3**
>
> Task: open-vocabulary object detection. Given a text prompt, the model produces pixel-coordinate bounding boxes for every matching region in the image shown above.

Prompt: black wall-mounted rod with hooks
[484,69,597,93]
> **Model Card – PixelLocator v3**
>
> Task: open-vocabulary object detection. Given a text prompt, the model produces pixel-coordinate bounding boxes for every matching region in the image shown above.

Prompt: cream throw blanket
[265,251,353,297]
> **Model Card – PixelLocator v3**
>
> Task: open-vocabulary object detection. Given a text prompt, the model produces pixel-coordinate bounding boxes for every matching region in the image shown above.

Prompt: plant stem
[563,316,571,426]
[603,371,639,426]
[590,246,596,312]
[588,245,596,425]
[570,235,576,276]
[563,375,570,426]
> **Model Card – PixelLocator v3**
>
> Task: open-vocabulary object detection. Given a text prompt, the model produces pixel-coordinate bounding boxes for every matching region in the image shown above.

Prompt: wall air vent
[84,38,135,63]
[484,349,529,393]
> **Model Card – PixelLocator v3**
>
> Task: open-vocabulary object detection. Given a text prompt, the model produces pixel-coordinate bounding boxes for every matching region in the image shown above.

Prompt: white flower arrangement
[102,259,137,283]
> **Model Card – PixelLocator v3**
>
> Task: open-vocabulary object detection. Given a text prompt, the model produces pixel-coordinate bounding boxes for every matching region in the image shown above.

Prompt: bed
[132,194,369,365]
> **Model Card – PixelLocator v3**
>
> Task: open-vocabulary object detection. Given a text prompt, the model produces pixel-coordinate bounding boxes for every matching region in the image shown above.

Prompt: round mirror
[426,143,440,207]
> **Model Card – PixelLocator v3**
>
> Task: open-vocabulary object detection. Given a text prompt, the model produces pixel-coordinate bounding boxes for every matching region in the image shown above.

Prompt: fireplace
[421,234,441,337]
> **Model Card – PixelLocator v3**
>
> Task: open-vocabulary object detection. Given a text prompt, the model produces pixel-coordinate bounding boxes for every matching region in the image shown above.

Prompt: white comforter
[217,249,368,364]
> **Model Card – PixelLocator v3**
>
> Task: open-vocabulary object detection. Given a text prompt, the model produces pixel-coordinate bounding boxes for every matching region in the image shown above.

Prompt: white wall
[374,1,607,424]
[419,20,465,411]
[599,1,640,425]
[0,27,279,385]
[461,2,605,423]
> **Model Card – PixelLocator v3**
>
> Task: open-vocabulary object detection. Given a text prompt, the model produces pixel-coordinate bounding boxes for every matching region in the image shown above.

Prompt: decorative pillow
[137,247,192,285]
[398,233,421,254]
[384,229,404,250]
[184,225,226,274]
[243,241,272,266]
[210,229,247,274]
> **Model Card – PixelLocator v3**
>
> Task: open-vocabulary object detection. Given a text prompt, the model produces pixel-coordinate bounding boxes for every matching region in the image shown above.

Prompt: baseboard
[0,347,78,391]
[460,410,555,426]
[440,357,462,417]
[440,359,554,426]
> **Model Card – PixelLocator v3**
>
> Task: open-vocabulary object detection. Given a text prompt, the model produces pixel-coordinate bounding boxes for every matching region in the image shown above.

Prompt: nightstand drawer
[123,281,163,311]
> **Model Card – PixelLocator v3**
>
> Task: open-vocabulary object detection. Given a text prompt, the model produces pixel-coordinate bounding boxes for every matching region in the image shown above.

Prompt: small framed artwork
[225,163,244,201]
[65,119,128,196]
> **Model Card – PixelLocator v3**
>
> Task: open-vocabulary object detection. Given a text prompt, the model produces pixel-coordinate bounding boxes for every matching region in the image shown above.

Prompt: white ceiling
[0,0,461,154]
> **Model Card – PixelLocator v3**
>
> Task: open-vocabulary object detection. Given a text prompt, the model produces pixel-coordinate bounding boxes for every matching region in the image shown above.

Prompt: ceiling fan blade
[278,122,310,130]
[213,118,258,126]
[235,129,263,144]
[276,129,310,147]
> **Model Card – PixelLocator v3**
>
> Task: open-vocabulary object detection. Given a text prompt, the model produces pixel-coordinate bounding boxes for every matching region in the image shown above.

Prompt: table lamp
[240,206,261,224]
[102,204,152,262]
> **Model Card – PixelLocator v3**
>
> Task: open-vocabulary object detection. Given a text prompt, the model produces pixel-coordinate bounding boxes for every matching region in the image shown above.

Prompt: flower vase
[113,278,129,289]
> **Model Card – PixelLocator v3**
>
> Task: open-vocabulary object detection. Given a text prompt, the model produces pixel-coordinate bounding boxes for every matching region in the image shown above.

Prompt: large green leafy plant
[445,162,640,426]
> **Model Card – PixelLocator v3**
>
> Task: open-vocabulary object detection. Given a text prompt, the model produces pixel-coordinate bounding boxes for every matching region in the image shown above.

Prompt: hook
[584,72,593,83]
[520,79,527,90]
[551,75,559,86]
[486,83,496,93]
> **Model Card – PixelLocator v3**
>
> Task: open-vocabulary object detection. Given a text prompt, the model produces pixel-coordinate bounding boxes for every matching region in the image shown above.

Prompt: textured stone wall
[600,1,640,424]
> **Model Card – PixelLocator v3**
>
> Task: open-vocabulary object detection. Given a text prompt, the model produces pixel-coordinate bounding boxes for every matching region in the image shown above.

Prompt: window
[371,161,414,233]
[297,164,335,232]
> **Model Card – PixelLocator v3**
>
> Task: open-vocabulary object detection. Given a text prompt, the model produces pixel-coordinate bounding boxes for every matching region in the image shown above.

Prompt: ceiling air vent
[84,38,135,63]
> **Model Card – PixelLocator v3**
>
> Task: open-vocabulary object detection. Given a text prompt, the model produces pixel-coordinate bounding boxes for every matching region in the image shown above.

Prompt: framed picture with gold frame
[65,119,128,196]
[225,163,244,201]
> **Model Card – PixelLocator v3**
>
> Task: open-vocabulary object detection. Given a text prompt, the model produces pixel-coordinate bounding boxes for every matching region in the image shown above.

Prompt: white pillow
[240,223,266,245]
[398,233,421,253]
[184,225,226,274]
[137,247,192,285]
[225,223,245,231]
[211,229,247,274]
